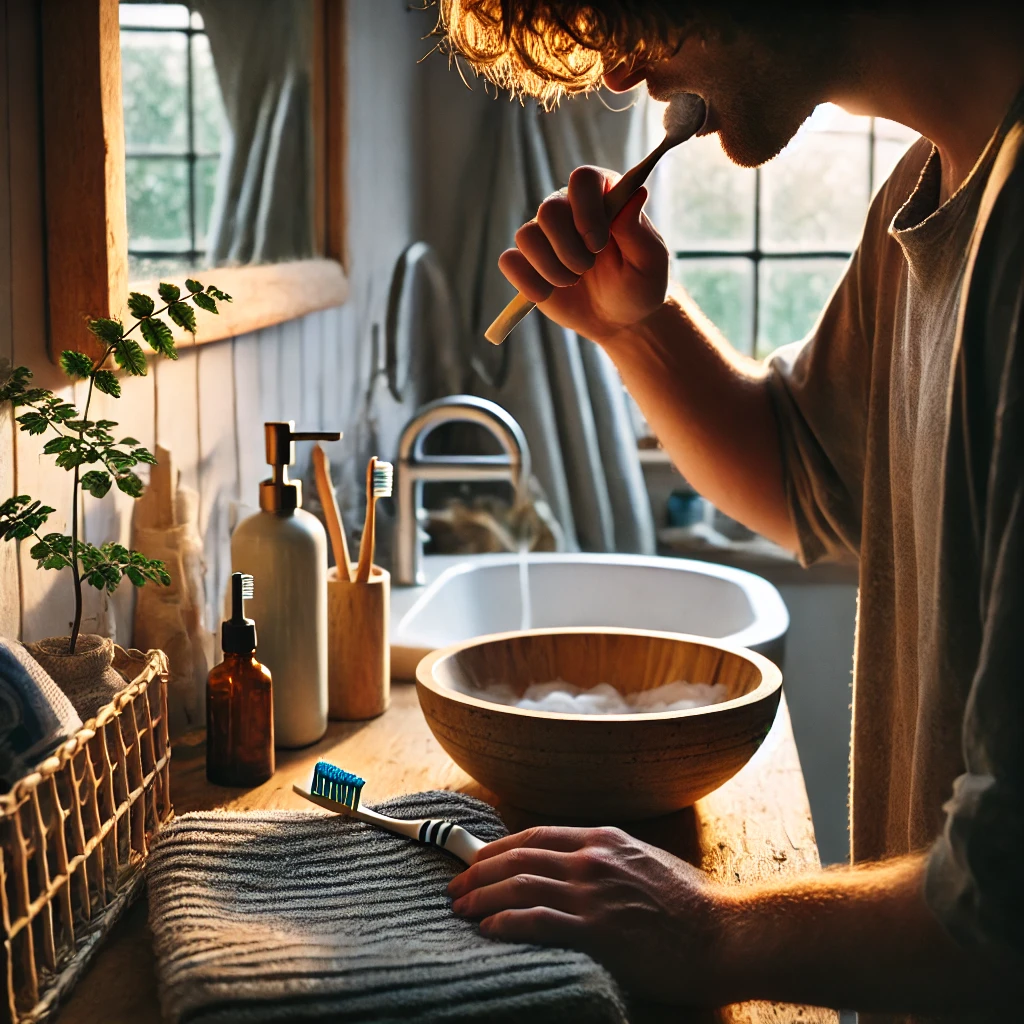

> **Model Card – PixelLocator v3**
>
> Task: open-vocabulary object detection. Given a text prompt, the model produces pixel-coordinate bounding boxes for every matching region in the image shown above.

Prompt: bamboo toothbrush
[313,443,353,582]
[484,92,707,346]
[293,761,489,865]
[355,457,394,583]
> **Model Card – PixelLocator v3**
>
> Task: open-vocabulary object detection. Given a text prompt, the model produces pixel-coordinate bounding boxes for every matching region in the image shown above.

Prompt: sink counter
[55,682,837,1024]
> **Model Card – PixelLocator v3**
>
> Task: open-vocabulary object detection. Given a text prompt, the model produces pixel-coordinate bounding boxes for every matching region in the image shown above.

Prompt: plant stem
[68,464,83,654]
[68,344,110,655]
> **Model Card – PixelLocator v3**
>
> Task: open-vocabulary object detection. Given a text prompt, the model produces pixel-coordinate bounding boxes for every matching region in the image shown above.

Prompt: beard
[714,80,819,168]
[646,22,842,169]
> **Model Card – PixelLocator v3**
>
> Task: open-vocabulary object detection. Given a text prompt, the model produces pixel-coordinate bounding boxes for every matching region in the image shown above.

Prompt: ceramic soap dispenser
[231,422,341,747]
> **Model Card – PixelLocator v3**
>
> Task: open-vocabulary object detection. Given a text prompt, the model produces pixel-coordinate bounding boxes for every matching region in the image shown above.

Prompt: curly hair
[437,0,686,105]
[436,0,897,105]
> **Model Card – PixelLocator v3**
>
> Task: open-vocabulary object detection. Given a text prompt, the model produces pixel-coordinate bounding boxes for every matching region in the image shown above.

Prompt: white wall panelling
[196,340,239,633]
[154,349,201,494]
[8,0,78,643]
[231,330,264,514]
[0,0,19,637]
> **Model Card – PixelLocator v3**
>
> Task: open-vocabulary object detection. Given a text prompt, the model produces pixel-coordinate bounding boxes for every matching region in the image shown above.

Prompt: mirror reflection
[119,1,316,279]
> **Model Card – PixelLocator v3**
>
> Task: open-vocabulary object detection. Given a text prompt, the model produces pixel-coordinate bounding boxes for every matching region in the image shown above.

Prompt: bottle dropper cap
[222,572,257,654]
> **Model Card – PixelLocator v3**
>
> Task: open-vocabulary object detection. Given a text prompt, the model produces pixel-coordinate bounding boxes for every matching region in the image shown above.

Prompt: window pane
[128,253,194,280]
[675,257,754,354]
[119,3,189,29]
[875,117,918,143]
[658,135,756,251]
[191,33,226,154]
[873,119,919,196]
[803,103,870,134]
[121,30,187,152]
[126,157,190,251]
[757,258,849,359]
[761,129,870,252]
[195,155,219,253]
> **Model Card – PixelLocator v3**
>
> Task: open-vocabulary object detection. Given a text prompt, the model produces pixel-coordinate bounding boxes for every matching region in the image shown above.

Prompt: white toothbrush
[355,457,393,583]
[292,761,489,865]
[484,92,707,345]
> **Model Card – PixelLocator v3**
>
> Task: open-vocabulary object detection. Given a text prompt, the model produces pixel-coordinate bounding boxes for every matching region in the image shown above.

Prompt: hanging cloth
[195,0,316,266]
[452,92,657,554]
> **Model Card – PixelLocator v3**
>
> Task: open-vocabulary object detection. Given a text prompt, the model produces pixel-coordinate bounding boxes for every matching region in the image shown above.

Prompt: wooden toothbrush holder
[327,565,391,720]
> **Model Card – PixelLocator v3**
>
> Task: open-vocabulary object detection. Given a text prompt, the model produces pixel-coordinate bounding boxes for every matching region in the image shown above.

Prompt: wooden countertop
[56,682,837,1024]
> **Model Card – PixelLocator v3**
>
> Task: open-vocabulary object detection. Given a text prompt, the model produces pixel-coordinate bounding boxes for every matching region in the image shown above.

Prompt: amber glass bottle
[207,573,275,787]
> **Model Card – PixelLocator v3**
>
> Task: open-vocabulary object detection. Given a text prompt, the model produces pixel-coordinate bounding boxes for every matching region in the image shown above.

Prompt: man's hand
[448,825,729,1005]
[452,832,1023,1014]
[499,167,670,345]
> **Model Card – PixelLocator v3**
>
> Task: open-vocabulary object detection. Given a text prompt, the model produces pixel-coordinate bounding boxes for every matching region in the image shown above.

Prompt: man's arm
[718,854,1017,1011]
[501,166,797,550]
[600,289,797,550]
[447,827,1022,1012]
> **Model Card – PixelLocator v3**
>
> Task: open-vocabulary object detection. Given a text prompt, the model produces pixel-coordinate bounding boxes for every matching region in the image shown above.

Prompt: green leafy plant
[0,279,232,654]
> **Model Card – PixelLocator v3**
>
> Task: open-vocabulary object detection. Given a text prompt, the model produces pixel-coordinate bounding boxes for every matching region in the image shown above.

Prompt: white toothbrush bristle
[372,461,394,498]
[663,93,707,142]
[240,574,254,600]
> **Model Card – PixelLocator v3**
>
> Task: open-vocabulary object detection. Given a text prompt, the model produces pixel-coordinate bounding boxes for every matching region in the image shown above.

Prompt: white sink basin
[390,553,789,679]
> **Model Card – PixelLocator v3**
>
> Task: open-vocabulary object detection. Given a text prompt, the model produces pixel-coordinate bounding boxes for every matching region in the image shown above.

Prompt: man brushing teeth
[439,0,1024,1019]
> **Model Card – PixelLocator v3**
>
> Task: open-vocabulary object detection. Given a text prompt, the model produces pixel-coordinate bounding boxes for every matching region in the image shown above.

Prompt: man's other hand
[447,824,729,1005]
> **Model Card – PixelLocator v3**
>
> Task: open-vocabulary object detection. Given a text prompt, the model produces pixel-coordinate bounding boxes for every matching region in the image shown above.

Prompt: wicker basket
[0,647,172,1023]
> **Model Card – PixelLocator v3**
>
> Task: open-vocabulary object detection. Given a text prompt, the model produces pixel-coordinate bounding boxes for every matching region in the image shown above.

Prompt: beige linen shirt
[768,93,1024,1022]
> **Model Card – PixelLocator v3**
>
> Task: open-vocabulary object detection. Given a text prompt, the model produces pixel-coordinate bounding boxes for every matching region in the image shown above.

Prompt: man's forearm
[714,854,1020,1013]
[599,285,799,551]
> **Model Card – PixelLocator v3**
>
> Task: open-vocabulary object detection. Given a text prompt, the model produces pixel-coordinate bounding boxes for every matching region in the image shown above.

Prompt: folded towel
[0,637,83,790]
[147,791,628,1024]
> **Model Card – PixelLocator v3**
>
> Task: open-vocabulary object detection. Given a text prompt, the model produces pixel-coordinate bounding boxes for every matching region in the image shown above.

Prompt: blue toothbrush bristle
[310,761,365,809]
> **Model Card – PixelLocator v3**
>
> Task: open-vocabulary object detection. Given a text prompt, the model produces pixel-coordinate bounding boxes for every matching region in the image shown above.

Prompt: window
[119,2,227,280]
[42,0,347,363]
[653,104,919,359]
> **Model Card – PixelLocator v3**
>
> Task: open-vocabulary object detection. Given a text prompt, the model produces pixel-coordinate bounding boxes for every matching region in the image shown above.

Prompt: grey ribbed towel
[147,791,628,1024]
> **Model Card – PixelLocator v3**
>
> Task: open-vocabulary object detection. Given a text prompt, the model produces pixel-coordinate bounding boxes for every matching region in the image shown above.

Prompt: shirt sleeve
[925,124,1024,954]
[765,241,874,567]
[765,141,935,567]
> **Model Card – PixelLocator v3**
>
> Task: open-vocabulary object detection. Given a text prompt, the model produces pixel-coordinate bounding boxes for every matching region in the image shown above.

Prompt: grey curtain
[451,93,657,554]
[196,0,315,265]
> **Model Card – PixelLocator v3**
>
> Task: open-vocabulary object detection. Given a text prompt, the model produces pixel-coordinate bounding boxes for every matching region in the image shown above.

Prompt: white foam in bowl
[455,679,727,716]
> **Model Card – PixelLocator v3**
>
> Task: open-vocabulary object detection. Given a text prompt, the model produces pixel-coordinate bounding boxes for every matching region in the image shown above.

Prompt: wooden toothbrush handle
[355,457,376,583]
[484,293,535,345]
[313,444,353,582]
[484,145,667,346]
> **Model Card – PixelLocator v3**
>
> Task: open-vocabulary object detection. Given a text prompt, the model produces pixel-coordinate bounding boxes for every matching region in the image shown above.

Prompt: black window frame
[671,116,896,358]
[119,1,220,270]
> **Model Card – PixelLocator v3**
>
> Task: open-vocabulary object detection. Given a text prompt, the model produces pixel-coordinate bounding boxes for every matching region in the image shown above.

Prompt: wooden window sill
[127,258,348,349]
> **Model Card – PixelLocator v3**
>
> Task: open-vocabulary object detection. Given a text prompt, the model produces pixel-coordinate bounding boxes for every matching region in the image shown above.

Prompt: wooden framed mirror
[41,0,347,363]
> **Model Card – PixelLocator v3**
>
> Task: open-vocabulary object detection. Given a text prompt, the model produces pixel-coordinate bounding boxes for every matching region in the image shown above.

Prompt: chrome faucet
[394,395,531,586]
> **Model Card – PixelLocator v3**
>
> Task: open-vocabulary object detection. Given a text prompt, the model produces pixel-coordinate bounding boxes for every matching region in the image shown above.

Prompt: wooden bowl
[416,628,782,821]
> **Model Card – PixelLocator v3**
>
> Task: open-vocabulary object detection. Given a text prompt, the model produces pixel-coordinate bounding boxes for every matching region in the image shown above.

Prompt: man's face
[604,24,840,168]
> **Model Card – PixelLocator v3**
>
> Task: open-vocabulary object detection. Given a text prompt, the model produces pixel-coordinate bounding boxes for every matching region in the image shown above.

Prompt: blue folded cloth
[0,637,83,790]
